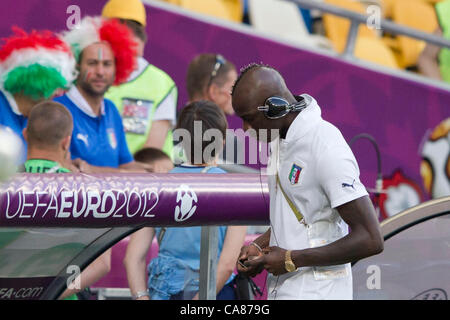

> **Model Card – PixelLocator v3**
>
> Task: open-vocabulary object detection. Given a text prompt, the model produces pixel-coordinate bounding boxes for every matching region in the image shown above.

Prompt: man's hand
[236,244,264,277]
[244,246,289,276]
[72,158,93,173]
[62,158,80,173]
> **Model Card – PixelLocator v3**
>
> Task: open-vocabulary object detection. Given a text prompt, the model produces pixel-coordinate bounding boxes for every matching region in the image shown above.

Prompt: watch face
[285,261,296,272]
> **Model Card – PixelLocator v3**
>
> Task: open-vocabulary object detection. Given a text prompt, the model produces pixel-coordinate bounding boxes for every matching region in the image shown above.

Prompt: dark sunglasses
[207,54,226,87]
[257,96,308,119]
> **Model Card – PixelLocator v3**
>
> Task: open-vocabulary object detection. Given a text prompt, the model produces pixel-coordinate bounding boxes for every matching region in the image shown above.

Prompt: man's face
[77,42,115,97]
[134,36,145,58]
[232,69,286,142]
[213,69,238,116]
[233,94,284,143]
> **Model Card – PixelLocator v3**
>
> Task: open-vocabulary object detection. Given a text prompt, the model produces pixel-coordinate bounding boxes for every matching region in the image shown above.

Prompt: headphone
[257,95,309,119]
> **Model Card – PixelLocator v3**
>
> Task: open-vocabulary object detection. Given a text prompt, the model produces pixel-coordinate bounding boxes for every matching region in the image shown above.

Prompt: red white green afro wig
[62,16,137,85]
[0,27,76,100]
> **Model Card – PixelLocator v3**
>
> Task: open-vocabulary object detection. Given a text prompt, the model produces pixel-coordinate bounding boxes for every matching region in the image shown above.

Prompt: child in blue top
[124,101,247,300]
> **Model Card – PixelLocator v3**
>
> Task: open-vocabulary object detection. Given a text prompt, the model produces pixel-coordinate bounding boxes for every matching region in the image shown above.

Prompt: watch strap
[133,290,149,300]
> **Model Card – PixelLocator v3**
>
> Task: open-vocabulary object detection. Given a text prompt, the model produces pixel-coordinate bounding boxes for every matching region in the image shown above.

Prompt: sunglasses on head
[257,95,308,119]
[207,54,226,88]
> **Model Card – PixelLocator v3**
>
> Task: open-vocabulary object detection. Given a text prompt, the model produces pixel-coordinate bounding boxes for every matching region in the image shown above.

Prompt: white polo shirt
[266,95,368,300]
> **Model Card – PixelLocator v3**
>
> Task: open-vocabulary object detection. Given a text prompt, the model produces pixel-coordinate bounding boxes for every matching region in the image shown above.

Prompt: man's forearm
[252,228,271,249]
[292,229,383,268]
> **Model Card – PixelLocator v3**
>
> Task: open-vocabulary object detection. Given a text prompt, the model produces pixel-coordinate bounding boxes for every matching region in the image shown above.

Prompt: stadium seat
[323,0,378,53]
[391,0,439,68]
[378,0,442,19]
[178,0,239,22]
[222,0,244,22]
[158,0,181,5]
[354,36,400,69]
[379,0,395,18]
[248,0,333,50]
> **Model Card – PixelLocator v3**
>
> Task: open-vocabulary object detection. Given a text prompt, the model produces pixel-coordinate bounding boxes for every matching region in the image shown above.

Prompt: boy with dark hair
[134,147,173,173]
[22,101,74,173]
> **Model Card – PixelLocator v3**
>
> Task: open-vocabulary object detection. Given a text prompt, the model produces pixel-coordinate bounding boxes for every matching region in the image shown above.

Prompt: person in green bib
[102,0,178,159]
[418,0,450,83]
[21,100,79,300]
[22,101,74,174]
[21,101,106,300]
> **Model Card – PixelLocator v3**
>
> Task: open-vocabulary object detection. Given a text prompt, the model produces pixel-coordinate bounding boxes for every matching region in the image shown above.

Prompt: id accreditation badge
[121,98,154,135]
[308,238,349,280]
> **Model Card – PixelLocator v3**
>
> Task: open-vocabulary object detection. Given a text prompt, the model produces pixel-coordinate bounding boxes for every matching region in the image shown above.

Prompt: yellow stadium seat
[380,0,395,18]
[380,0,444,19]
[167,0,182,4]
[392,0,439,68]
[354,36,400,69]
[179,0,239,22]
[157,0,181,5]
[222,0,243,22]
[323,0,378,53]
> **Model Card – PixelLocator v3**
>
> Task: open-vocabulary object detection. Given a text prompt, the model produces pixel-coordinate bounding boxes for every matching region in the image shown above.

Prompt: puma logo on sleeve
[342,179,356,190]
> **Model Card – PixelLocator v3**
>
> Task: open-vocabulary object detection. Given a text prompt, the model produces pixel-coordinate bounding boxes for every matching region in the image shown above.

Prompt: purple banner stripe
[0,173,270,228]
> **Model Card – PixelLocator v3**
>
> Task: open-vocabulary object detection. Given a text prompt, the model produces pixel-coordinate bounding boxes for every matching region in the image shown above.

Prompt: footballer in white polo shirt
[232,64,384,300]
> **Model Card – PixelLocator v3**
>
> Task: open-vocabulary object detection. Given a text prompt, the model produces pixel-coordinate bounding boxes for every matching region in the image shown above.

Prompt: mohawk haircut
[231,62,277,97]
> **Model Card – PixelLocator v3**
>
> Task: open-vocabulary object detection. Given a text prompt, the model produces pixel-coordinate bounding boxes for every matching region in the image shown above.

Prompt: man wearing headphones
[233,64,384,300]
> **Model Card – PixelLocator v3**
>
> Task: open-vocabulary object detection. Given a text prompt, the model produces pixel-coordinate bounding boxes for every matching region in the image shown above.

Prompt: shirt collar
[66,85,105,118]
[284,94,322,143]
[127,57,149,82]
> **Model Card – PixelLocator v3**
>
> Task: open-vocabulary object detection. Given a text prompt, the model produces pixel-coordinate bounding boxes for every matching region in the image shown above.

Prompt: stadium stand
[222,0,244,22]
[247,0,333,50]
[153,0,450,82]
[390,0,439,68]
[176,0,239,22]
[354,36,400,68]
[323,0,379,53]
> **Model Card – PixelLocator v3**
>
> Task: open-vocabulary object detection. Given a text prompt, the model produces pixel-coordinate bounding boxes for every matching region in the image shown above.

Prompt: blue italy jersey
[54,94,133,168]
[0,90,27,163]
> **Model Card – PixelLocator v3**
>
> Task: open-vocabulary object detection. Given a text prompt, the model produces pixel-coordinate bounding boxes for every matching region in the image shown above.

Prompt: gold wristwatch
[285,250,297,272]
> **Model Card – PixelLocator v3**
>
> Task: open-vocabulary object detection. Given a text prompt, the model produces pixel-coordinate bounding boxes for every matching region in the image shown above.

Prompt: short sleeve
[317,145,368,208]
[152,86,177,126]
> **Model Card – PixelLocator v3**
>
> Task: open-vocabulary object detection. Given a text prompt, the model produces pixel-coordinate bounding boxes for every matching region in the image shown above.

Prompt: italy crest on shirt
[107,128,117,149]
[289,163,302,185]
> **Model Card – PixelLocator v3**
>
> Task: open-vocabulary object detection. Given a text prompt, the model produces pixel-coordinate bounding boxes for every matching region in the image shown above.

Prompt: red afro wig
[99,19,137,85]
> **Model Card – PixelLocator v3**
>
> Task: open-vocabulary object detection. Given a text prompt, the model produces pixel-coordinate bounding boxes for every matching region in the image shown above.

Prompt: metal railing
[288,0,450,58]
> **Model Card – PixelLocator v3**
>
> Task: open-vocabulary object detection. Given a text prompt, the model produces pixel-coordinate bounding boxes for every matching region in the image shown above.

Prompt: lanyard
[276,174,307,226]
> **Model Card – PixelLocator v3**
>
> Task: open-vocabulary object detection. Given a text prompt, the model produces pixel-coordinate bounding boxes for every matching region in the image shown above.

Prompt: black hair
[175,100,227,165]
[27,101,73,149]
[231,62,277,97]
[134,147,171,164]
[119,19,148,43]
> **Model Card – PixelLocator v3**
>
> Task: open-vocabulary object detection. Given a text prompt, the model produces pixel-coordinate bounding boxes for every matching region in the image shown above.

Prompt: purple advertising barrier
[0,277,55,300]
[0,0,449,219]
[0,173,269,228]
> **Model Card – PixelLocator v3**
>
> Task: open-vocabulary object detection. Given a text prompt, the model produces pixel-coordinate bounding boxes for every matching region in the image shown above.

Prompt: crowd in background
[0,0,253,300]
[0,0,448,301]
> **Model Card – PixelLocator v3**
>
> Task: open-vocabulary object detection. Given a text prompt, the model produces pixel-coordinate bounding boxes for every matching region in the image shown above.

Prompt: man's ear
[22,128,28,142]
[62,135,72,152]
